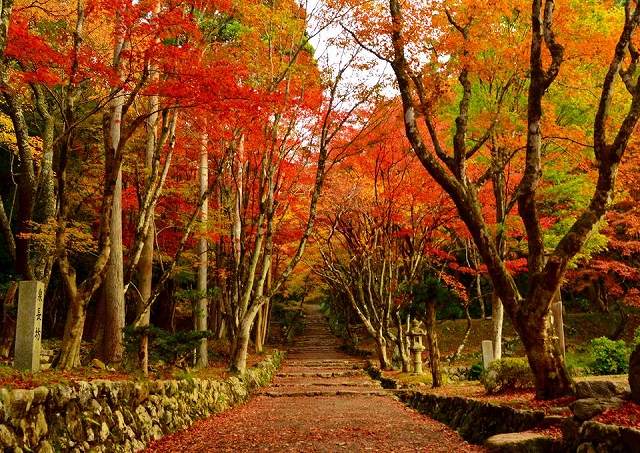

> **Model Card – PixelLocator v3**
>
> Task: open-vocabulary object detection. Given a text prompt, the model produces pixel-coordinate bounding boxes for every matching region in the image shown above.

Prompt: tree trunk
[375,334,390,370]
[254,304,265,353]
[450,305,472,364]
[136,13,160,374]
[492,292,503,360]
[100,108,125,365]
[0,282,18,358]
[476,274,485,319]
[137,212,153,375]
[195,132,209,368]
[425,299,442,387]
[395,312,410,372]
[57,294,85,370]
[551,290,565,357]
[230,309,259,373]
[515,313,573,399]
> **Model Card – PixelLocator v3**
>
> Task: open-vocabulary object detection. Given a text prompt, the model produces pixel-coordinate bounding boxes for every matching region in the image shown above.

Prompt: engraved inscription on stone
[14,280,45,371]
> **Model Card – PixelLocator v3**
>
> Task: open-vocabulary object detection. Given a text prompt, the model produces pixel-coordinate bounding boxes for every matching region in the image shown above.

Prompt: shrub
[124,325,213,368]
[589,337,630,375]
[633,327,640,349]
[468,362,484,380]
[480,357,535,394]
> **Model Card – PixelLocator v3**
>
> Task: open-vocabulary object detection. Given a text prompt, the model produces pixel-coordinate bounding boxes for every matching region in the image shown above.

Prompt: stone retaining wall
[563,420,640,453]
[398,391,545,444]
[0,352,282,452]
[367,366,545,444]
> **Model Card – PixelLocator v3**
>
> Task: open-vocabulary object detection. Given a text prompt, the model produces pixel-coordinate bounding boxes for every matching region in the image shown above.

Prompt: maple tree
[0,0,639,412]
[315,102,458,380]
[328,0,640,399]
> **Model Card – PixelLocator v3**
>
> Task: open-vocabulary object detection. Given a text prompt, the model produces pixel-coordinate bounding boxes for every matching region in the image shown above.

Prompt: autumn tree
[332,0,640,398]
[316,103,456,376]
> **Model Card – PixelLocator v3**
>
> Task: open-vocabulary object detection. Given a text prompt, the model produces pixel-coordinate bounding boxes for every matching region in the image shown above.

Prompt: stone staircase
[257,304,390,398]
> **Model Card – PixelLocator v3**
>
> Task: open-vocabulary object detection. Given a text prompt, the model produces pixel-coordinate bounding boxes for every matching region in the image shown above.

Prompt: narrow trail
[147,304,484,452]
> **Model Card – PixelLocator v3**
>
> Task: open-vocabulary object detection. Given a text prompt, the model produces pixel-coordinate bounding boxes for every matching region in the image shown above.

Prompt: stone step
[258,389,392,398]
[270,381,380,388]
[276,370,365,378]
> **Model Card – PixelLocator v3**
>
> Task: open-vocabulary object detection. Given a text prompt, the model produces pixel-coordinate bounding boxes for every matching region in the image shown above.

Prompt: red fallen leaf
[595,401,640,428]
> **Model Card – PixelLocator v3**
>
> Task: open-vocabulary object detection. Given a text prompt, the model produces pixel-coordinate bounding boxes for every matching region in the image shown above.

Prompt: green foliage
[480,358,535,394]
[565,348,591,377]
[468,362,484,381]
[633,327,640,348]
[588,336,630,375]
[409,275,465,320]
[271,295,306,343]
[124,325,213,368]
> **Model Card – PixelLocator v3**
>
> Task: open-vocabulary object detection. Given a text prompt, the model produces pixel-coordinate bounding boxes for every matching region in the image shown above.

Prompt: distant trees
[315,104,457,376]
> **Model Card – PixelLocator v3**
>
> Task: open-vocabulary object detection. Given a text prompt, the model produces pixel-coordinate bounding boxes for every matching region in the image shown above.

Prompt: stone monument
[408,319,426,375]
[482,340,494,368]
[14,280,45,371]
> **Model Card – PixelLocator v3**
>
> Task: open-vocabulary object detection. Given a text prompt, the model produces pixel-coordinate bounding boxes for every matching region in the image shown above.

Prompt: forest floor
[146,303,484,452]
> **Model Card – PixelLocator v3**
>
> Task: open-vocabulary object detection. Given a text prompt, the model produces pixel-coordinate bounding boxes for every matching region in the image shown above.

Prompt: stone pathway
[147,304,484,452]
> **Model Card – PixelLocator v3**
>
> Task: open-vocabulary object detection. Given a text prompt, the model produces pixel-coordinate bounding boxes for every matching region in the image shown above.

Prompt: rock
[98,422,110,442]
[37,440,55,453]
[91,358,107,370]
[31,406,48,445]
[575,380,630,399]
[561,417,582,451]
[580,421,623,451]
[576,443,596,453]
[0,423,17,447]
[32,386,49,405]
[64,402,84,441]
[541,415,566,427]
[485,432,558,452]
[8,389,34,419]
[630,345,640,403]
[569,397,623,421]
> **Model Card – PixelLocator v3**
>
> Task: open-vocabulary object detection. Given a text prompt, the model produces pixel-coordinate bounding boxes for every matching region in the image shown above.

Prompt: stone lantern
[408,319,426,375]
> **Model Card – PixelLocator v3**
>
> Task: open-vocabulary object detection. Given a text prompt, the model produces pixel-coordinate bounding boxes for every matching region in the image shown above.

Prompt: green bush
[589,337,630,375]
[480,358,535,394]
[633,327,640,349]
[468,362,484,380]
[124,325,213,368]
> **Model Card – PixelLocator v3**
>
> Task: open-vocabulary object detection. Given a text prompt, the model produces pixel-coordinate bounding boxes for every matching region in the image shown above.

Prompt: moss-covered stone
[485,432,560,453]
[0,351,283,452]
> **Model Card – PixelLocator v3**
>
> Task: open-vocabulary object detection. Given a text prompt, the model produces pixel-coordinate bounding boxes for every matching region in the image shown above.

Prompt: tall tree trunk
[491,292,504,360]
[425,299,442,387]
[491,149,507,360]
[100,66,125,365]
[58,292,85,369]
[195,132,209,368]
[5,93,35,280]
[136,117,158,376]
[31,95,56,283]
